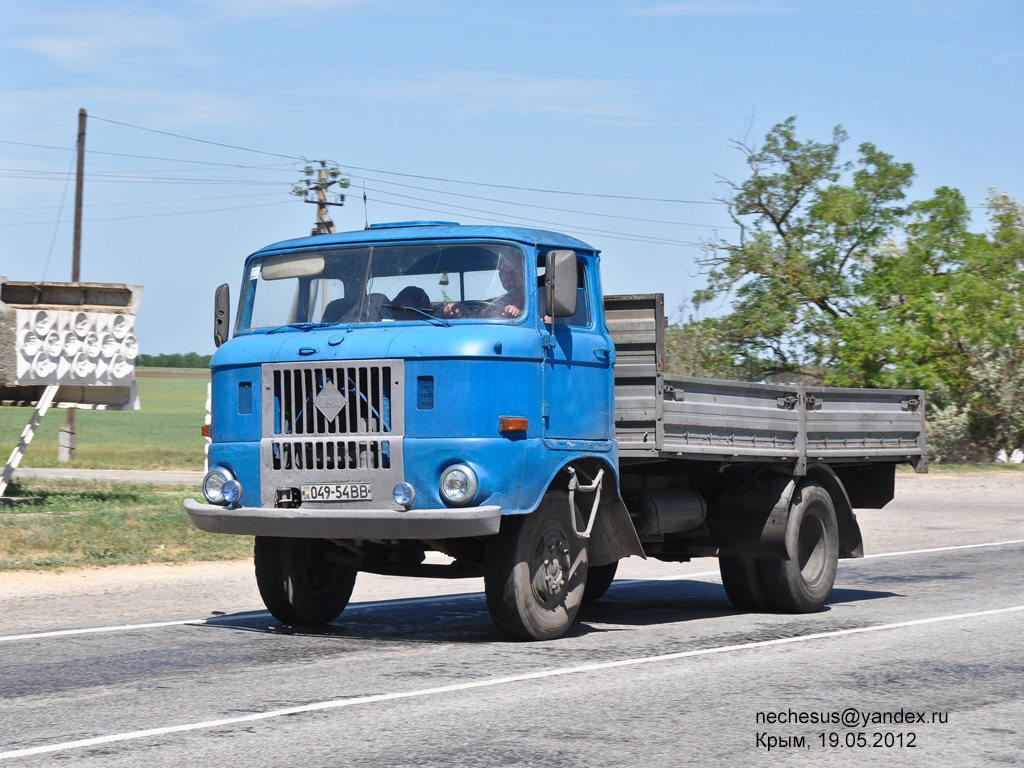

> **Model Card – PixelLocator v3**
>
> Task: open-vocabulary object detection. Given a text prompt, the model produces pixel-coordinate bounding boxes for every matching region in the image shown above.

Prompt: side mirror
[544,250,577,319]
[214,283,230,348]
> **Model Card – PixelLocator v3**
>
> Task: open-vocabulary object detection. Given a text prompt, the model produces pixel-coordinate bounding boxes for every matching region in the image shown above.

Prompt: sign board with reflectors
[0,278,142,410]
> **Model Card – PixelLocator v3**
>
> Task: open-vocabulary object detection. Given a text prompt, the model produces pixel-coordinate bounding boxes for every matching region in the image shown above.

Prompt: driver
[443,256,525,319]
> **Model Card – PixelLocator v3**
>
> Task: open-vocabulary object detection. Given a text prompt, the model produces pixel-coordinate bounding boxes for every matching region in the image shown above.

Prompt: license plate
[301,483,372,502]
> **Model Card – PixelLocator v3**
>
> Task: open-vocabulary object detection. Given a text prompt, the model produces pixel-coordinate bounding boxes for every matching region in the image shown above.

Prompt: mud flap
[587,493,645,567]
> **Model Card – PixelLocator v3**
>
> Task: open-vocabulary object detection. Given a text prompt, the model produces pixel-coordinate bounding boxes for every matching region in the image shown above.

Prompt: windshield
[237,242,527,331]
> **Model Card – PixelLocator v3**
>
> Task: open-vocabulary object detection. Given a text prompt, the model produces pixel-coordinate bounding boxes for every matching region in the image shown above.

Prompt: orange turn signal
[498,416,528,433]
[201,424,211,438]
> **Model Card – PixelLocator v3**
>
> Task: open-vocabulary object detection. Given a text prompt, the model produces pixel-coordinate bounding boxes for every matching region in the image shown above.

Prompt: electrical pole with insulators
[60,108,87,463]
[292,162,349,236]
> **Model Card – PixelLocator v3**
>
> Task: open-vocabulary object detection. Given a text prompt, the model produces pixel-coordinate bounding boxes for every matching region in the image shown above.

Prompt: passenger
[443,257,525,319]
[384,286,433,319]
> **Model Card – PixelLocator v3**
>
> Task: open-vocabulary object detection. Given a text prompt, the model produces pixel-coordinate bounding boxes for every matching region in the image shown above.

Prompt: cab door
[541,255,613,440]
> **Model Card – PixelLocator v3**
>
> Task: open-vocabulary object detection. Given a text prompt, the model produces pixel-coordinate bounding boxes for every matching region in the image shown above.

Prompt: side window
[566,261,591,327]
[538,256,591,327]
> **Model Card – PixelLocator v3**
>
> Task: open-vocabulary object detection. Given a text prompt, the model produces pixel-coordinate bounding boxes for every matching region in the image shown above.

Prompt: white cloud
[634,2,800,16]
[8,10,198,71]
[204,0,376,19]
[1,86,262,141]
[339,70,651,125]
[634,0,984,17]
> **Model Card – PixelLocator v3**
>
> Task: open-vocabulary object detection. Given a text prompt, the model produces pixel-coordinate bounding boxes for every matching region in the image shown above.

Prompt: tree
[692,116,914,381]
[680,118,1024,458]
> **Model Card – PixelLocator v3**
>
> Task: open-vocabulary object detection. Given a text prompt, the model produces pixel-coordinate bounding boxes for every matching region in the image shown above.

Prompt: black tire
[254,536,357,625]
[719,555,770,611]
[583,560,619,601]
[485,490,588,641]
[758,481,839,613]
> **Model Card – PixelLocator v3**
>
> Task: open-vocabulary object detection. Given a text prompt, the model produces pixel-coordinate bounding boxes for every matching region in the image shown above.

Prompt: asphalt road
[1,473,1023,766]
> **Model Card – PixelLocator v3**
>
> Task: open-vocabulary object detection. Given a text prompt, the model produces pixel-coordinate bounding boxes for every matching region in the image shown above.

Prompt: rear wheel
[719,555,769,611]
[485,490,588,640]
[758,482,838,613]
[254,536,357,625]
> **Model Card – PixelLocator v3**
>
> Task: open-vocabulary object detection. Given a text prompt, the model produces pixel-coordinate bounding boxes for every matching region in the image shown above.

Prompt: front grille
[269,363,398,436]
[270,438,392,471]
[260,360,405,506]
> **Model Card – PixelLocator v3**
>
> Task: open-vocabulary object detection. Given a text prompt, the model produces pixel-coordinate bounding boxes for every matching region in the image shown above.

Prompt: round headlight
[392,482,415,507]
[439,464,478,506]
[203,466,235,505]
[221,479,243,505]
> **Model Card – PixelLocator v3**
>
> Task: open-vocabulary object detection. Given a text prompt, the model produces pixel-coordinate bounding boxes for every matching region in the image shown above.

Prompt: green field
[0,371,208,470]
[0,479,252,571]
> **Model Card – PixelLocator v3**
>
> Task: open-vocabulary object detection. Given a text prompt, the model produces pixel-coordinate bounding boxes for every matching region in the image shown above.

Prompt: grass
[0,371,208,470]
[0,479,253,571]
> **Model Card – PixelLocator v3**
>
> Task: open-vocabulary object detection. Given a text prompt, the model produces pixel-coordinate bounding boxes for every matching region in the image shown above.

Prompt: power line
[1,156,728,227]
[42,149,77,280]
[352,173,739,230]
[80,116,719,205]
[0,171,284,186]
[0,139,297,169]
[0,191,284,211]
[0,200,293,227]
[332,160,719,205]
[362,185,703,245]
[385,201,700,248]
[88,115,305,161]
[363,194,703,248]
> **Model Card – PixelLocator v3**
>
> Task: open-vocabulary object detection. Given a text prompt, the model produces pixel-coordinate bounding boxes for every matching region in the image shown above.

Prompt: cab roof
[251,222,597,257]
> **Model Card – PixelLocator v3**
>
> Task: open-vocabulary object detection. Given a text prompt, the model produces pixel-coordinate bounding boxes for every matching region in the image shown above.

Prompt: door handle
[594,347,611,360]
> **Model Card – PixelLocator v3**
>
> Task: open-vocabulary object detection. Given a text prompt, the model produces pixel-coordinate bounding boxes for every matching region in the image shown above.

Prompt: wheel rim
[530,521,572,610]
[297,541,342,596]
[796,510,829,587]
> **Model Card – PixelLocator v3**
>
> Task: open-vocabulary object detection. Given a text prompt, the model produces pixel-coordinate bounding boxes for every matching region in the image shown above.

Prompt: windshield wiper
[266,322,335,334]
[382,305,451,327]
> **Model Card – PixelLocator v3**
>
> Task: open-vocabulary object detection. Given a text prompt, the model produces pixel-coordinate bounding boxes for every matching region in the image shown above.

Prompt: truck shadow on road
[196,578,900,645]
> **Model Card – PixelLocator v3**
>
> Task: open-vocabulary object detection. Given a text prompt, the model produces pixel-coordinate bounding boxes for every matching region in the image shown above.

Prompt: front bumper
[184,498,502,539]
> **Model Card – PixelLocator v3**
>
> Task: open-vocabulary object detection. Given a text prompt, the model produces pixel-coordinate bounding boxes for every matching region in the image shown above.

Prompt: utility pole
[292,162,349,235]
[60,108,86,463]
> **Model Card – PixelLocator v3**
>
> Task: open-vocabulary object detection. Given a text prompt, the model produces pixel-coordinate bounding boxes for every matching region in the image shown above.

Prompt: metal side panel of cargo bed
[604,293,928,472]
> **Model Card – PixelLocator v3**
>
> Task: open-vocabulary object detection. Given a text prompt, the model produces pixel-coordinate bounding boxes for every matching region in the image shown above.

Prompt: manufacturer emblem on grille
[313,380,346,421]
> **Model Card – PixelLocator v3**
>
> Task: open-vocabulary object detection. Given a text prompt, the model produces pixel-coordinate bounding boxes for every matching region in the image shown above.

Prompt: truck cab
[187,223,632,639]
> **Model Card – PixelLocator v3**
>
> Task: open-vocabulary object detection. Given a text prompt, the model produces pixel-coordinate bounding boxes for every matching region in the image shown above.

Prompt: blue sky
[1,0,1021,354]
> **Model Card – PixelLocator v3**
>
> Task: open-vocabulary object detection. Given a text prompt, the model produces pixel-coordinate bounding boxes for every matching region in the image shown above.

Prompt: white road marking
[1,538,1021,645]
[0,618,213,643]
[0,593,487,644]
[863,539,1024,559]
[644,570,719,581]
[2,603,1022,761]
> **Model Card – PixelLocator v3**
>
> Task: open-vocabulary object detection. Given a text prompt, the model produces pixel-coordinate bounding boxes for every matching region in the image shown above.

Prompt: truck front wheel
[485,490,589,641]
[254,536,357,625]
[759,481,839,613]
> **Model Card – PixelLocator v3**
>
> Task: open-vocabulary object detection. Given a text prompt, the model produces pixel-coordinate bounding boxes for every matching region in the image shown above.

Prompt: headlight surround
[203,466,239,505]
[439,464,478,506]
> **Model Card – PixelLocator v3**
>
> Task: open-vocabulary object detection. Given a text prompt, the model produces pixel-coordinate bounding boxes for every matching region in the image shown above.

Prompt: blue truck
[185,222,927,641]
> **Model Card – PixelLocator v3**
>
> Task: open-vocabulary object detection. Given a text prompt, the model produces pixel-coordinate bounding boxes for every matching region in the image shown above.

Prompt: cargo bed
[604,294,927,473]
